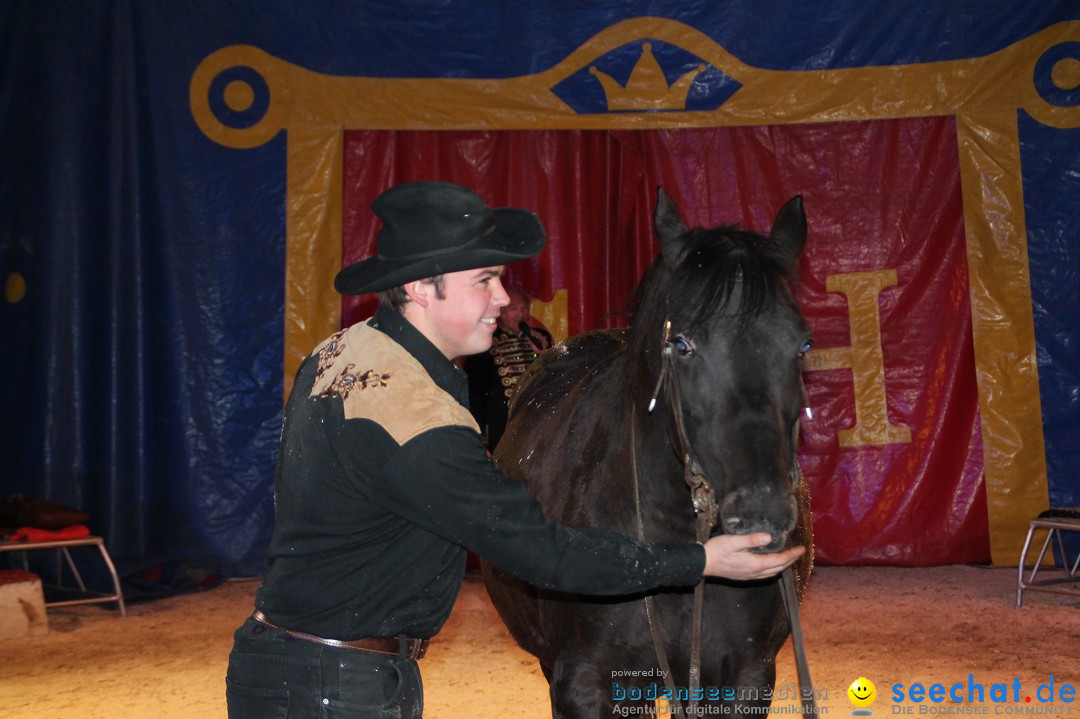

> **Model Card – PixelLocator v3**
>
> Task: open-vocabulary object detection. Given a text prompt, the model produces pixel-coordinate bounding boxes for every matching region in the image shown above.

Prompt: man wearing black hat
[225,181,803,718]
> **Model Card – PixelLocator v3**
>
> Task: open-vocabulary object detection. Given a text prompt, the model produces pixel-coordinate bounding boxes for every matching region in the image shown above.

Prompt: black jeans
[226,616,423,719]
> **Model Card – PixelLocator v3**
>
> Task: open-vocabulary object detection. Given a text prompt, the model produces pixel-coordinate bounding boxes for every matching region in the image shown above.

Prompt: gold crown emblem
[589,42,705,112]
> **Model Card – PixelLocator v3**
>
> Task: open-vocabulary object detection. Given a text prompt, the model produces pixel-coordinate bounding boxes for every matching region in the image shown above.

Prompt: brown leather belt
[252,610,429,659]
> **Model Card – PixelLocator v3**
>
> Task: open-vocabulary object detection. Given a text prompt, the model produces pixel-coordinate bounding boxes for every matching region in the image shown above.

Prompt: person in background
[225,180,804,719]
[464,284,552,450]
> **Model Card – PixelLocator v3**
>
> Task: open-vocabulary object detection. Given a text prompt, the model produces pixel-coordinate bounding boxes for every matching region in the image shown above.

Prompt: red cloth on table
[9,524,91,541]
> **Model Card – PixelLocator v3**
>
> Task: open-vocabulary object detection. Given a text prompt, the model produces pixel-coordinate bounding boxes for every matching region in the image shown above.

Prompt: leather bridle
[629,319,816,716]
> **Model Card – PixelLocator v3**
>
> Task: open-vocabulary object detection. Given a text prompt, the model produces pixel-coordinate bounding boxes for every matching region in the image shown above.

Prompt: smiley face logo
[848,677,876,714]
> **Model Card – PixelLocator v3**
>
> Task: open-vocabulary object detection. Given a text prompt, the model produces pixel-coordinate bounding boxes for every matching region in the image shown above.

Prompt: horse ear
[769,195,807,266]
[654,187,688,260]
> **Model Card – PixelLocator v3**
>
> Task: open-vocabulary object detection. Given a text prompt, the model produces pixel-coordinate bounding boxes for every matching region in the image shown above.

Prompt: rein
[629,320,816,716]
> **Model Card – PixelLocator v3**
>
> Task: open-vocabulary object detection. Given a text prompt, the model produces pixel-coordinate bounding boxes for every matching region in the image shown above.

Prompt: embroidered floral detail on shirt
[315,330,347,381]
[319,364,393,401]
[306,322,478,439]
[357,369,392,389]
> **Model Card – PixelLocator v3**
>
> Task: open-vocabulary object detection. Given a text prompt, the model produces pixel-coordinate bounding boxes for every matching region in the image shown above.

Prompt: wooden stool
[1016,508,1080,607]
[0,569,49,638]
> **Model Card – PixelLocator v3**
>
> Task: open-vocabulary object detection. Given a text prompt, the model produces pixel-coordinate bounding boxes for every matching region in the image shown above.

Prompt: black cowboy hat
[334,181,546,295]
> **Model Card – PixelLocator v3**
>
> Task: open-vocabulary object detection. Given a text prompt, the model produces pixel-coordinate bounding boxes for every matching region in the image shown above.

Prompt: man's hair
[377,274,445,313]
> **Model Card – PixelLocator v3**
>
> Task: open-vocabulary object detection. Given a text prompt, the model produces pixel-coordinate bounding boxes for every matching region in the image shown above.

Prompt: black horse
[484,189,814,718]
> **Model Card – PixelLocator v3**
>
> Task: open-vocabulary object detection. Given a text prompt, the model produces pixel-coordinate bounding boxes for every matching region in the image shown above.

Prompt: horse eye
[799,340,813,357]
[673,336,695,356]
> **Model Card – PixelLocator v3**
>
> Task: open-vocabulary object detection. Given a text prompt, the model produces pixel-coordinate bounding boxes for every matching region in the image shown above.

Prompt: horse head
[632,188,810,554]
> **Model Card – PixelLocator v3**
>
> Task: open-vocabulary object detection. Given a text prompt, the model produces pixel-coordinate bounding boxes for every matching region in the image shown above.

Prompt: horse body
[484,190,813,718]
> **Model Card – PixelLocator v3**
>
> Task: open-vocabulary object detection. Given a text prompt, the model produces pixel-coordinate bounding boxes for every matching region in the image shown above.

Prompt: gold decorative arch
[191,18,1080,564]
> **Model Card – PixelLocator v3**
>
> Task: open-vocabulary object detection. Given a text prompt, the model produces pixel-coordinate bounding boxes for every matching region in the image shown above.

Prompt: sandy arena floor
[0,565,1077,718]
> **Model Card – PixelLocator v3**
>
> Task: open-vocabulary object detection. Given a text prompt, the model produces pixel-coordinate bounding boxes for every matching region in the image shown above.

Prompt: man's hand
[701,533,805,581]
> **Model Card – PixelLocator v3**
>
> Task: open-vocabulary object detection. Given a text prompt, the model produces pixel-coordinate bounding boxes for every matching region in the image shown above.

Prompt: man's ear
[402,280,432,308]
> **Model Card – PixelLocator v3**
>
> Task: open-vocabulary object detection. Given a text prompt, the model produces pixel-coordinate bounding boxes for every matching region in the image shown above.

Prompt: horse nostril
[722,516,743,534]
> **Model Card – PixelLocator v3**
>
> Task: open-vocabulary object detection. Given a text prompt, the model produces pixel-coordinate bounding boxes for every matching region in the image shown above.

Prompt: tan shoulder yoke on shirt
[309,322,480,446]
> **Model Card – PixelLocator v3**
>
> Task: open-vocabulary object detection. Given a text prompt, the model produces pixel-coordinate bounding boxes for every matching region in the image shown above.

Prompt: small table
[0,536,126,615]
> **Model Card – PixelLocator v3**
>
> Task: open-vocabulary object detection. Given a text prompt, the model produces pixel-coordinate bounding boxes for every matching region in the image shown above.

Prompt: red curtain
[341,119,988,565]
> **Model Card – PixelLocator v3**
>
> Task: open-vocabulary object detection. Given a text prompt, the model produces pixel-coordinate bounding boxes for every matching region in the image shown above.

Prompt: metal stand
[1016,509,1080,608]
[0,536,126,615]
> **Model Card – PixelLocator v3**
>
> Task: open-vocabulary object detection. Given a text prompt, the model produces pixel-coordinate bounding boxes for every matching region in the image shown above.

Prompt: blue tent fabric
[1021,114,1080,513]
[1,1,1078,576]
[1,1,287,575]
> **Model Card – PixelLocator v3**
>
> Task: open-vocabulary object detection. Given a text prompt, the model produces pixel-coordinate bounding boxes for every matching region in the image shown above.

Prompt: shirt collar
[369,304,470,407]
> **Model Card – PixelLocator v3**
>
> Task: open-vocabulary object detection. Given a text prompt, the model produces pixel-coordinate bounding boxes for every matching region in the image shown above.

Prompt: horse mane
[627,224,797,362]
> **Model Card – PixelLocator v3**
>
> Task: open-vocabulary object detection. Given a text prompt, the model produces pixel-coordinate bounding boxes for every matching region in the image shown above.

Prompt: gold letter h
[804,270,911,447]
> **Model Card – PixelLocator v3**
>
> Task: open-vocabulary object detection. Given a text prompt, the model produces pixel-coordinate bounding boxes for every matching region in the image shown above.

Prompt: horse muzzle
[718,486,799,553]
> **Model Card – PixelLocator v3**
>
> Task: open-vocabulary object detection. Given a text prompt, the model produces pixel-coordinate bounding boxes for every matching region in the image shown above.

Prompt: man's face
[424,266,509,358]
[499,290,531,331]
